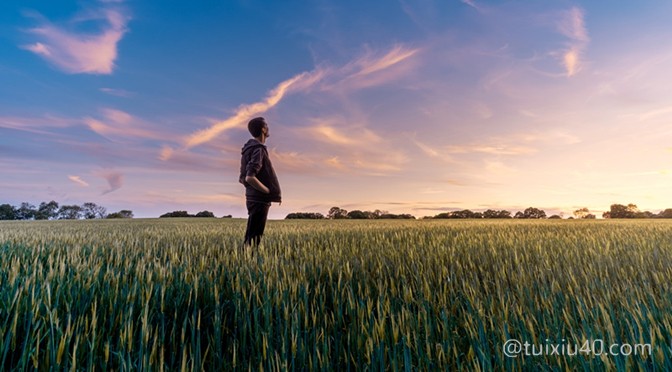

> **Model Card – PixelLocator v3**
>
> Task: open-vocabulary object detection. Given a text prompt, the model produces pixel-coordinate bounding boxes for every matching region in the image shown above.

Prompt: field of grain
[1,218,672,370]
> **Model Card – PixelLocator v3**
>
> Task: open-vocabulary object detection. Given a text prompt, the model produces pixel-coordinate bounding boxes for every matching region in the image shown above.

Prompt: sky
[2,0,672,219]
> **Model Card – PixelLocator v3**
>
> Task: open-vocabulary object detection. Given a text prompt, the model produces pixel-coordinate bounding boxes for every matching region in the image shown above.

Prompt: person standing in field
[239,117,281,246]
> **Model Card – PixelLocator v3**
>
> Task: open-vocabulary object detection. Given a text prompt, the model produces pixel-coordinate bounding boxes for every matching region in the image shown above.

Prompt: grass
[1,218,671,370]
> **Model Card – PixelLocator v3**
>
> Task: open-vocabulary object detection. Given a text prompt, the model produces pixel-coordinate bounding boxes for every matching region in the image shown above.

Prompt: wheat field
[1,218,671,370]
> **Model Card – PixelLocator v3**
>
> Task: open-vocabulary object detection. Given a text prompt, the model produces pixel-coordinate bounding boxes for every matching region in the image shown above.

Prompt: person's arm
[245,175,270,194]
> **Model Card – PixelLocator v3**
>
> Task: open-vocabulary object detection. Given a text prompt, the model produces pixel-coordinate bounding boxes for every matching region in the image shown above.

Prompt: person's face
[263,124,269,138]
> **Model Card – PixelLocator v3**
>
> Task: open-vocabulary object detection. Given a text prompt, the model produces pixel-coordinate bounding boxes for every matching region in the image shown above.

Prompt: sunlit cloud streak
[334,45,421,91]
[349,45,419,79]
[557,7,589,76]
[181,71,323,150]
[21,7,130,74]
[173,44,420,157]
[84,108,170,141]
[414,131,580,159]
[303,119,382,147]
[68,175,89,187]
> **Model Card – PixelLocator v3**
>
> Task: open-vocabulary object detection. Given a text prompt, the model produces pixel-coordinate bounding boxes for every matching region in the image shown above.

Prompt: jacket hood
[241,139,265,154]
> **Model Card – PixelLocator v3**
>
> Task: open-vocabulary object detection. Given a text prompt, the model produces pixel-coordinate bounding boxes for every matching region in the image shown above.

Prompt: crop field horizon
[1,218,672,370]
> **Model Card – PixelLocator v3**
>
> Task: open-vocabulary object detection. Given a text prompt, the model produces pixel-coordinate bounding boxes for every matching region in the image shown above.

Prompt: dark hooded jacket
[239,139,281,203]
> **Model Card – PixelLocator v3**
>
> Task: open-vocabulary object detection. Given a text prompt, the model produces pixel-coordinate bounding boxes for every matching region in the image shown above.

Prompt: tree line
[0,201,133,220]
[601,204,672,219]
[4,201,671,221]
[286,207,416,220]
[0,201,239,221]
[286,204,672,220]
[159,210,232,218]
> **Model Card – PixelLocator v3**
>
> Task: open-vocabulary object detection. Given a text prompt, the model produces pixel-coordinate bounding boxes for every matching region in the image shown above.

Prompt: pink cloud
[97,170,124,194]
[22,7,130,74]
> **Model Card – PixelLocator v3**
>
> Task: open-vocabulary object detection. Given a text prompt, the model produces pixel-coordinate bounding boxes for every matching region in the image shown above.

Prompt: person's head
[248,117,269,141]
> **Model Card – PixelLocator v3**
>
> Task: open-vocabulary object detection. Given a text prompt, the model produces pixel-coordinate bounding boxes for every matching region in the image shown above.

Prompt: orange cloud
[307,123,382,147]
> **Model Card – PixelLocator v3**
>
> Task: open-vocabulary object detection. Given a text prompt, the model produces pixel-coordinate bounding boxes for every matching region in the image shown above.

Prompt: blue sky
[2,0,672,218]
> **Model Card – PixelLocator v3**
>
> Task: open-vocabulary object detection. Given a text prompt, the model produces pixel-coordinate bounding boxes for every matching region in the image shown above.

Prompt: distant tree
[36,201,59,220]
[433,212,452,219]
[221,214,233,218]
[195,211,216,218]
[548,215,562,219]
[605,204,636,218]
[573,207,590,219]
[584,214,596,219]
[515,207,546,219]
[659,209,672,218]
[82,202,107,219]
[107,210,134,219]
[373,209,387,218]
[327,207,348,219]
[448,209,481,219]
[58,205,82,220]
[347,210,374,219]
[160,211,191,218]
[636,211,655,219]
[379,213,415,219]
[0,204,17,220]
[285,212,325,219]
[482,209,512,219]
[16,202,37,220]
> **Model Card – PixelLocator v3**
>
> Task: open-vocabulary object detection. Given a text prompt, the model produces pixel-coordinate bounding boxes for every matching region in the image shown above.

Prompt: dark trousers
[244,201,271,246]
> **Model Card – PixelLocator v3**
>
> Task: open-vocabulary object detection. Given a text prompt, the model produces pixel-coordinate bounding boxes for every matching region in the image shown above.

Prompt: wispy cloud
[84,108,169,141]
[100,87,135,97]
[0,115,76,135]
[415,131,580,159]
[172,44,420,156]
[288,114,409,175]
[97,170,124,194]
[302,118,382,147]
[446,144,537,155]
[556,7,589,76]
[181,71,324,151]
[636,106,672,122]
[460,0,481,11]
[336,45,421,90]
[349,45,419,79]
[21,6,130,74]
[68,175,89,187]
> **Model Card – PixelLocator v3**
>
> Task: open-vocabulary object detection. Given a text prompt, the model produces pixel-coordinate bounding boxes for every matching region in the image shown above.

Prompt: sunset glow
[2,0,671,218]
